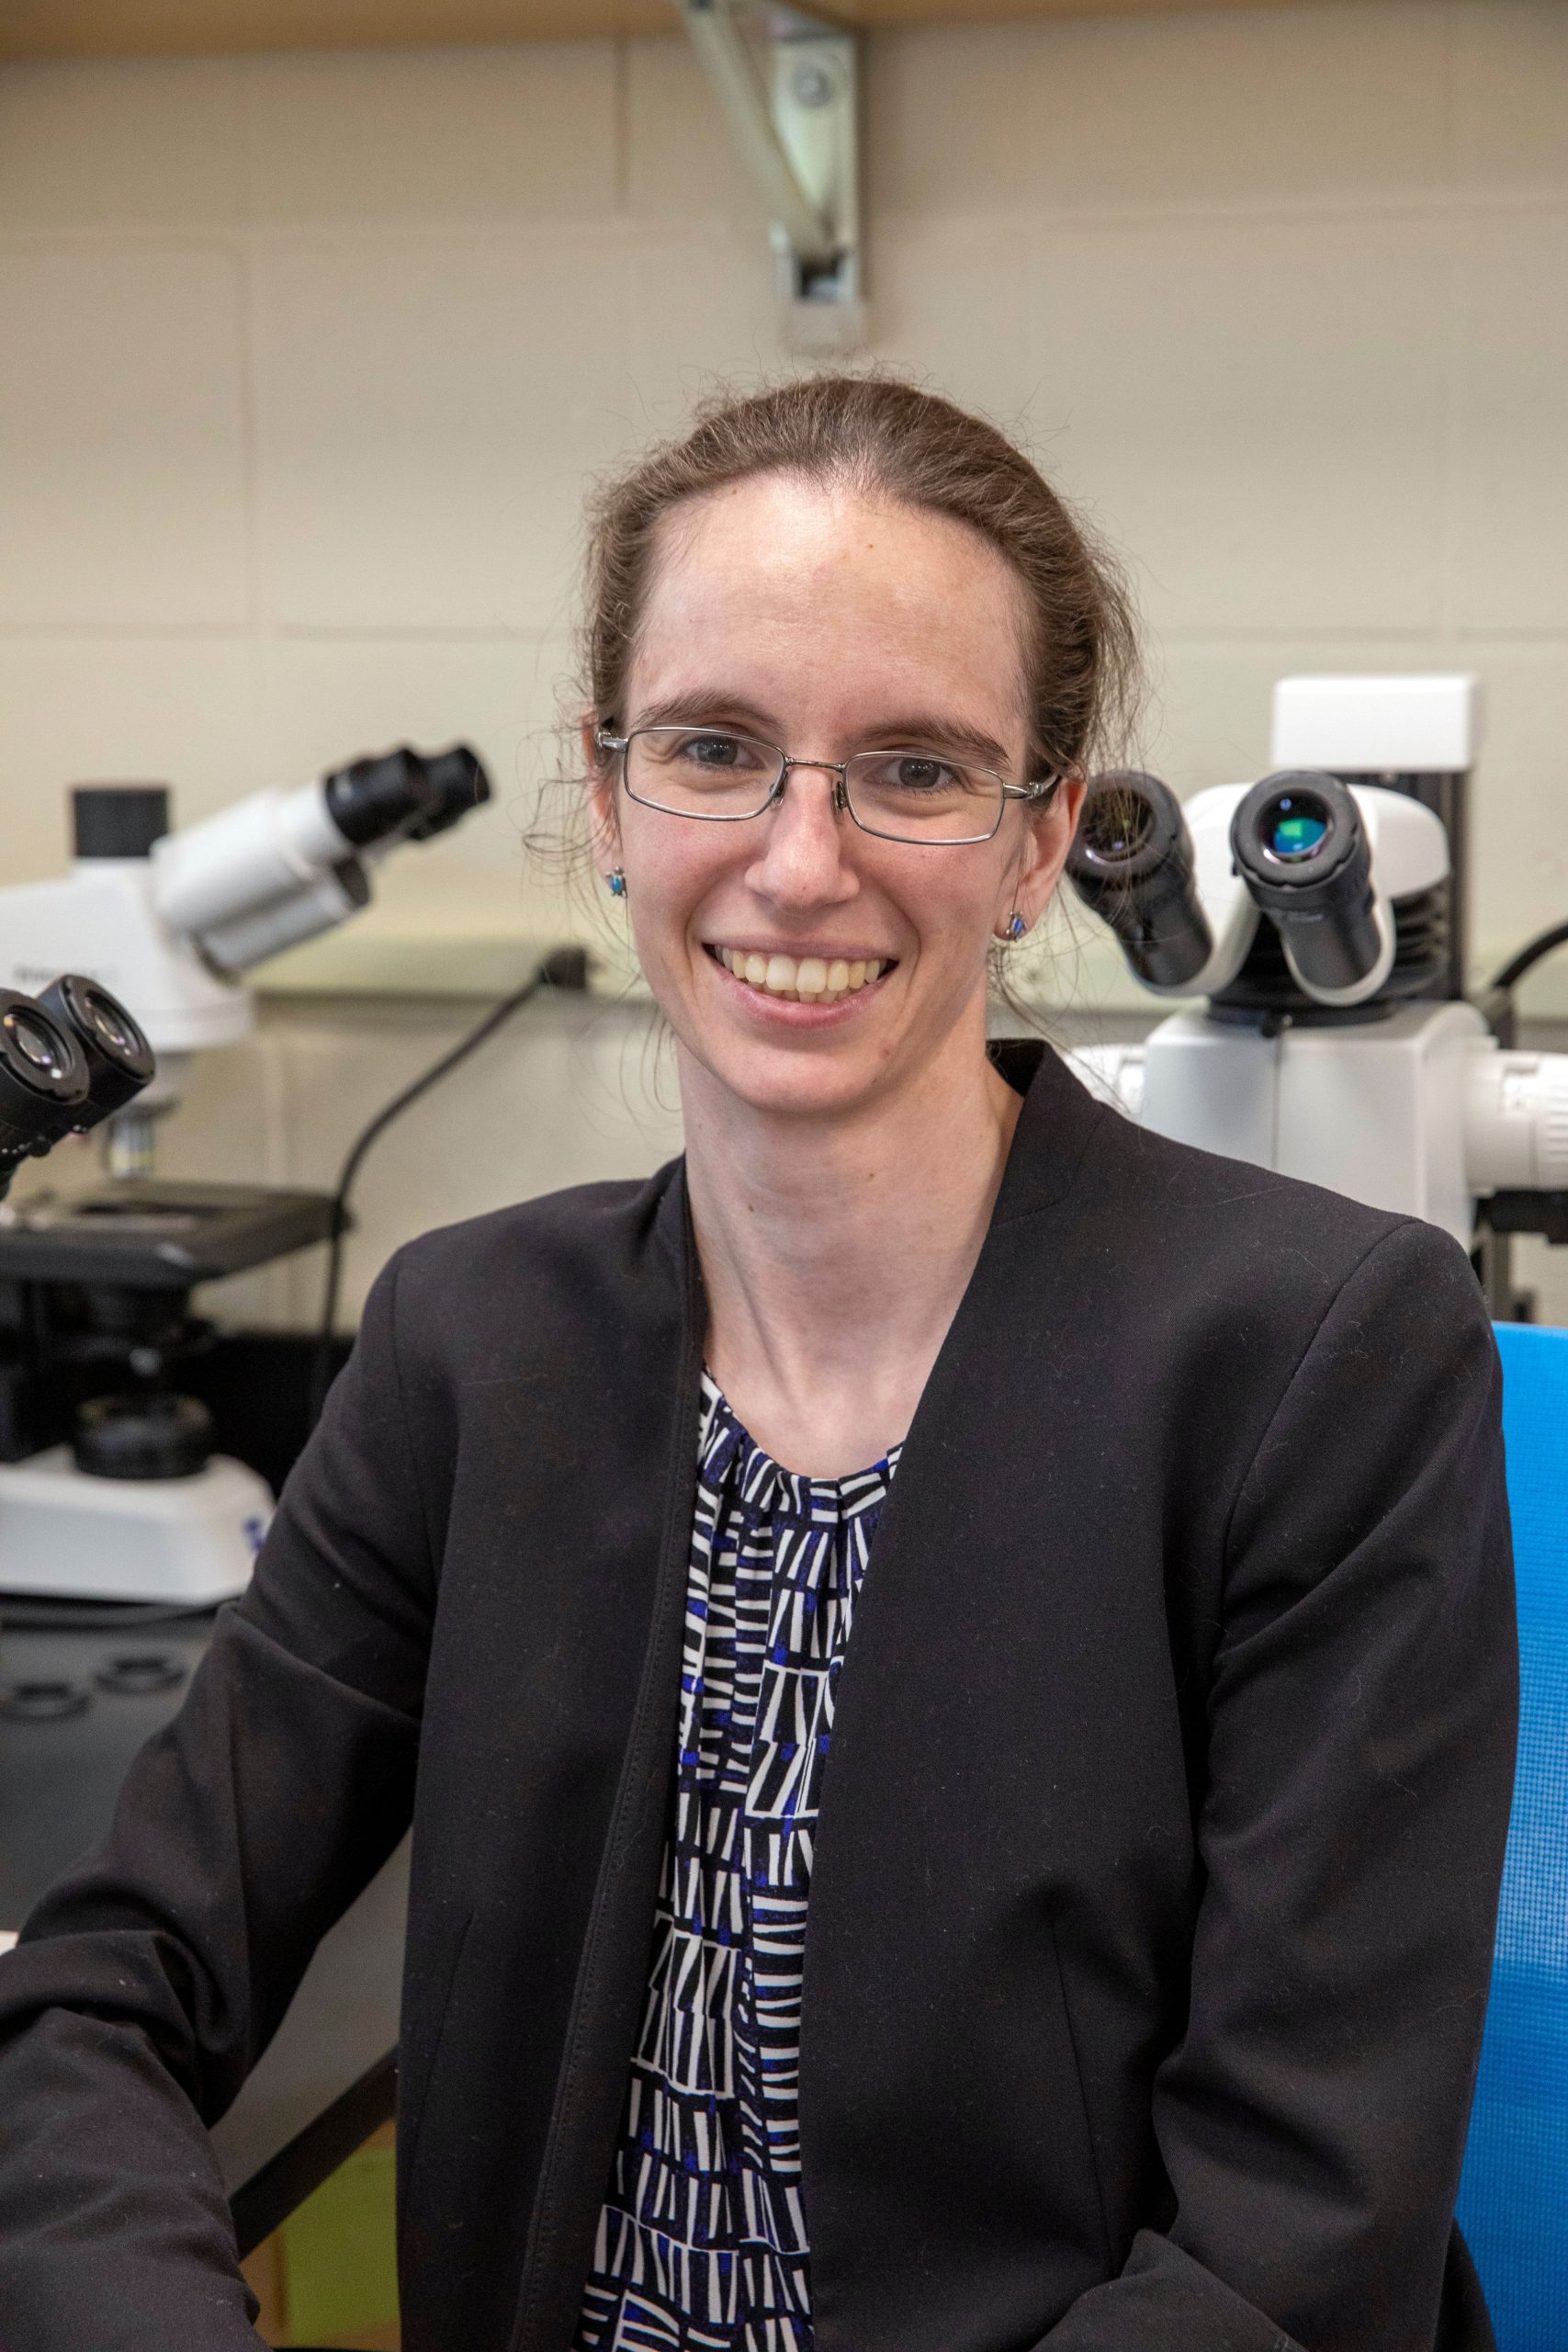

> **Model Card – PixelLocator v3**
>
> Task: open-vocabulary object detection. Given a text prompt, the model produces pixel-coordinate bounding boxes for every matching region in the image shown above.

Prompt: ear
[582,715,621,880]
[995,771,1087,939]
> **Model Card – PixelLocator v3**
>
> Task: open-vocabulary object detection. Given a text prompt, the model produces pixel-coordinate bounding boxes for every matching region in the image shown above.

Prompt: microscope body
[0,750,486,1157]
[1066,677,1568,1273]
[1086,997,1567,1251]
[0,747,490,1604]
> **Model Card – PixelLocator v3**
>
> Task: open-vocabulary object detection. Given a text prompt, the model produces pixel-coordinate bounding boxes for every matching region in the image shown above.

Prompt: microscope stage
[0,1182,336,1290]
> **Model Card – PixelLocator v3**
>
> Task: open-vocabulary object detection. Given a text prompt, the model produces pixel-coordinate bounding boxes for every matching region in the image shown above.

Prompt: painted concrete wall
[1,3,1564,1321]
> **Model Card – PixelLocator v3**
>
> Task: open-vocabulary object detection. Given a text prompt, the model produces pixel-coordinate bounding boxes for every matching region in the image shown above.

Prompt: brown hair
[581,372,1140,786]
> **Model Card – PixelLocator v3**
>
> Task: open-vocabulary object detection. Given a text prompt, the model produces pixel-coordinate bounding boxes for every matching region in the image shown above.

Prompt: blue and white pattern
[573,1374,899,2352]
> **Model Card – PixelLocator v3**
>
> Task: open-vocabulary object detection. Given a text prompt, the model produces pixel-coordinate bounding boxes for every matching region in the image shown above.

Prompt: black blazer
[0,1043,1517,2352]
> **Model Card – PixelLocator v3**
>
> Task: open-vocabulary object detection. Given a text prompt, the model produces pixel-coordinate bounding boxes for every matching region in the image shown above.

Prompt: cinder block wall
[1,3,1565,1324]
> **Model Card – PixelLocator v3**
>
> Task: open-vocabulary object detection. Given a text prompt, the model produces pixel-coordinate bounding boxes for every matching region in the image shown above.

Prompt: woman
[0,378,1516,2352]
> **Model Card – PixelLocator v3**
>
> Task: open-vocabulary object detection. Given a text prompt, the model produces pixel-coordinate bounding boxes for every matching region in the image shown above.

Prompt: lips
[708,945,889,1004]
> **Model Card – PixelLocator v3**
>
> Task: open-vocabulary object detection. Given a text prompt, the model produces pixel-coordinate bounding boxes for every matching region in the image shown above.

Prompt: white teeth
[713,946,888,1001]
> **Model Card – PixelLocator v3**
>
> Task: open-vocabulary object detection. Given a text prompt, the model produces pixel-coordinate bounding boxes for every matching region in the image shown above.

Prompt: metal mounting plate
[677,1,864,351]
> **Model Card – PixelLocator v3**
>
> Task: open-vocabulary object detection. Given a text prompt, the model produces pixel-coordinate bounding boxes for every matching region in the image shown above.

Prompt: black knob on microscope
[73,1393,214,1482]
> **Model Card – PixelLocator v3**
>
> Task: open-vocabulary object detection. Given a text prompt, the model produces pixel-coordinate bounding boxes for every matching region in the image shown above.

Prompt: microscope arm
[151,745,491,977]
[1067,1027,1568,1249]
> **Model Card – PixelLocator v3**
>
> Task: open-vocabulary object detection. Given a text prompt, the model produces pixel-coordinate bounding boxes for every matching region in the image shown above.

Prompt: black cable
[1487,920,1568,1001]
[307,945,590,1426]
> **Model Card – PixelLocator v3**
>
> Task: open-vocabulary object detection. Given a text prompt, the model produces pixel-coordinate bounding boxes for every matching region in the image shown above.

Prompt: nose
[745,763,860,912]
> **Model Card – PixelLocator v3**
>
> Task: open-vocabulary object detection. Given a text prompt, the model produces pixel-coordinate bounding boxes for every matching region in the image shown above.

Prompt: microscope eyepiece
[322,746,442,848]
[0,979,155,1194]
[36,974,155,1117]
[1258,787,1330,862]
[85,993,136,1056]
[321,742,493,851]
[7,1007,73,1082]
[407,745,492,842]
[0,994,85,1105]
[1066,770,1213,990]
[0,988,91,1184]
[1231,770,1383,999]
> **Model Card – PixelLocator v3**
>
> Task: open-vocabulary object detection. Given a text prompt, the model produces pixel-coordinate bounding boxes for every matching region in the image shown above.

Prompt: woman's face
[592,471,1083,1125]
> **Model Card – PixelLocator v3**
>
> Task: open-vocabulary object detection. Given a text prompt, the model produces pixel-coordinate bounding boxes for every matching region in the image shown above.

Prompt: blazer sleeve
[1041,1218,1518,2352]
[0,1249,437,2352]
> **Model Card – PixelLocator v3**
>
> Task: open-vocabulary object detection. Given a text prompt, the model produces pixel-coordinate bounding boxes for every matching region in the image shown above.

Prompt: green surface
[278,2142,400,2344]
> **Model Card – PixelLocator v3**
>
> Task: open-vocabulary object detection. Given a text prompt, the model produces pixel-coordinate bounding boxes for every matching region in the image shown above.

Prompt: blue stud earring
[607,869,627,899]
[1007,912,1027,941]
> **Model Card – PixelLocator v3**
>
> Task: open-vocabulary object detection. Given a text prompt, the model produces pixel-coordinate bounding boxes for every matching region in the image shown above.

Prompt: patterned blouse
[573,1374,900,2352]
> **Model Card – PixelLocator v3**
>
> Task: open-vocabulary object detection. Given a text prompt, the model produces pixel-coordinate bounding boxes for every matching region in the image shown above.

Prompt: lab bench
[0,1603,404,2249]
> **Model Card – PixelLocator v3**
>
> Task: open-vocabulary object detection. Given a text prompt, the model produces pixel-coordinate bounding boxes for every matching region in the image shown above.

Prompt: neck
[681,1015,1023,1476]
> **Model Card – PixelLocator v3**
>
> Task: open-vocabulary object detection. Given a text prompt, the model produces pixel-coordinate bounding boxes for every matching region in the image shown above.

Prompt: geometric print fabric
[573,1374,899,2352]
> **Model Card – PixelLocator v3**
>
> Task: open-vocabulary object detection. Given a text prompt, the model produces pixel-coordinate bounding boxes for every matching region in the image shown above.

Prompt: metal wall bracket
[676,2,864,353]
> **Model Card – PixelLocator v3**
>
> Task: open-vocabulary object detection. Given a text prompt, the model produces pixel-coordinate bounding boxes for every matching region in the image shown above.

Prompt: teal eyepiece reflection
[1263,792,1330,862]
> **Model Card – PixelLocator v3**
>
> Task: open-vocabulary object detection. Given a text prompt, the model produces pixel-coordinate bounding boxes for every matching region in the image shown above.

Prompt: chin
[687,1034,893,1122]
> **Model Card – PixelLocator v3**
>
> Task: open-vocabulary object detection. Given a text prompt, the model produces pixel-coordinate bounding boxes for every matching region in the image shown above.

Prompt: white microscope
[0,746,491,1607]
[1064,675,1568,1295]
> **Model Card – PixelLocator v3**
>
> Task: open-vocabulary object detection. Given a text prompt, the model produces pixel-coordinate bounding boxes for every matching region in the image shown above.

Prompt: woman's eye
[865,753,964,795]
[899,758,948,791]
[677,732,754,770]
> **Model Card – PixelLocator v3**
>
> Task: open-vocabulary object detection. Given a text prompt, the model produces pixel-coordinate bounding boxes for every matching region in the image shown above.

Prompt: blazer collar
[987,1035,1110,1226]
[662,1036,1109,1293]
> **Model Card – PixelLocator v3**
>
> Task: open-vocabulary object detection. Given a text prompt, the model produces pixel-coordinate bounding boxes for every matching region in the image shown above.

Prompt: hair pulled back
[582,373,1139,786]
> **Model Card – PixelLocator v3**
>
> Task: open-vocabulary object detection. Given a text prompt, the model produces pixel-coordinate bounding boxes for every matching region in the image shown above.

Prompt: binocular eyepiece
[1065,771,1214,989]
[1067,764,1395,1011]
[1228,771,1385,1000]
[0,976,154,1197]
[322,742,491,852]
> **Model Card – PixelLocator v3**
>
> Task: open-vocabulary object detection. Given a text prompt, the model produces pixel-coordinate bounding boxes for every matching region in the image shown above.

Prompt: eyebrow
[633,691,783,736]
[628,691,1015,773]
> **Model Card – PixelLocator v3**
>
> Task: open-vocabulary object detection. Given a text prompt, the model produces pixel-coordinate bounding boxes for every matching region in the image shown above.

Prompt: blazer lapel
[797,1047,1191,2350]
[502,1169,708,2352]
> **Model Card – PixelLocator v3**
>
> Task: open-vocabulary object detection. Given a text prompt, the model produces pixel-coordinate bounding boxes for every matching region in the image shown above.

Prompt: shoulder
[1091,1095,1471,1284]
[367,1159,688,1380]
[1024,1047,1487,1373]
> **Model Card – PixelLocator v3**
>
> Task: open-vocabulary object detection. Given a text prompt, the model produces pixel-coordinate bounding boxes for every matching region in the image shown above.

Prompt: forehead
[629,473,1031,740]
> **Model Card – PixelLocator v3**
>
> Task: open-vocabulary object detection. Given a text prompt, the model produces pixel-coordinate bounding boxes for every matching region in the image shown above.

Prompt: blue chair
[1456,1323,1568,2346]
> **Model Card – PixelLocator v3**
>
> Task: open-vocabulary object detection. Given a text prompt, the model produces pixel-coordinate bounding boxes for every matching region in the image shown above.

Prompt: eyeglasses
[595,725,1057,848]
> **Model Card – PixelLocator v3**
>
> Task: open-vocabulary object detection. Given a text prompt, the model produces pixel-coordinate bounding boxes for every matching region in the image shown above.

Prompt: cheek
[623,819,739,944]
[901,862,1010,960]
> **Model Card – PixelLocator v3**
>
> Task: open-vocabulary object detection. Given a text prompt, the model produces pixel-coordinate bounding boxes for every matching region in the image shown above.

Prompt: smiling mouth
[705,944,893,1004]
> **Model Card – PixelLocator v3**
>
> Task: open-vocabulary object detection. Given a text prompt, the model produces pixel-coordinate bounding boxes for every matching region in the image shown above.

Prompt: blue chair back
[1456,1323,1568,2346]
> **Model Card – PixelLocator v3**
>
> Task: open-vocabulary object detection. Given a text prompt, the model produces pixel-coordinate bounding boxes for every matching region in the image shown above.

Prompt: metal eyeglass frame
[595,725,1058,848]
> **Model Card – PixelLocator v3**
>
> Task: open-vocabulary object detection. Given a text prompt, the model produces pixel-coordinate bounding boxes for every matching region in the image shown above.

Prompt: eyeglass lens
[623,728,1006,844]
